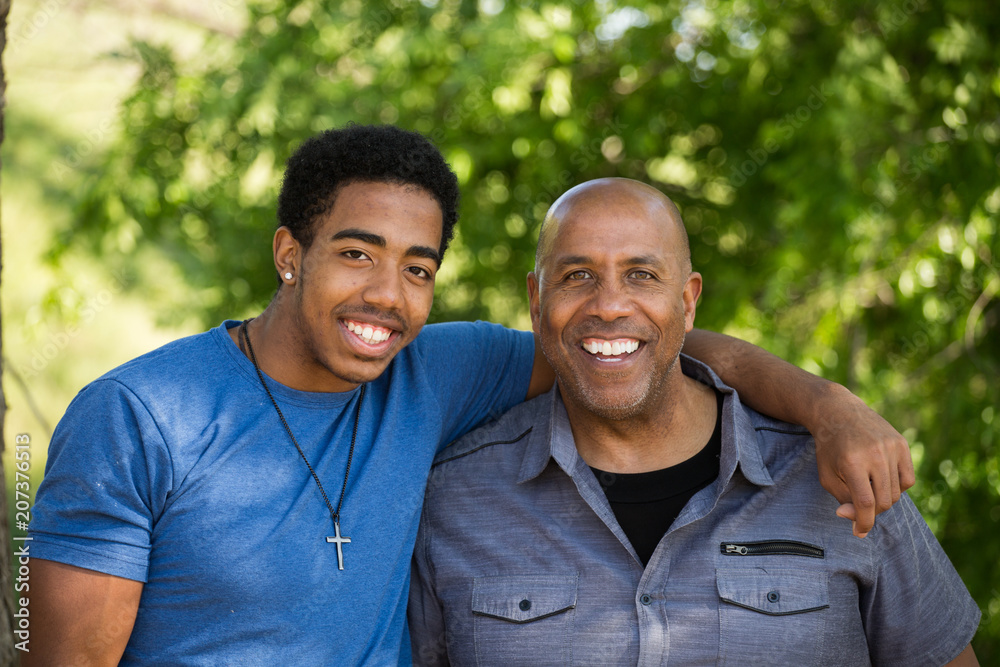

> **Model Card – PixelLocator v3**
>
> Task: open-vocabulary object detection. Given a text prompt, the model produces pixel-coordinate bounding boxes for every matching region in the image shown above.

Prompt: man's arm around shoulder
[24,559,142,666]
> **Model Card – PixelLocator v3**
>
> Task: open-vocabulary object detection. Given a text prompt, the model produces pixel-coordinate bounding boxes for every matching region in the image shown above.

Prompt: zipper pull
[724,544,748,555]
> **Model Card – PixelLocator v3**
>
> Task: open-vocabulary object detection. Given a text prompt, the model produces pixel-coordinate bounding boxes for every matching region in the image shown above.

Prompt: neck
[566,369,717,473]
[230,296,359,394]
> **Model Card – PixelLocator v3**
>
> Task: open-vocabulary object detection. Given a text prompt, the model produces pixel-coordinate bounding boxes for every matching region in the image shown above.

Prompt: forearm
[682,328,835,428]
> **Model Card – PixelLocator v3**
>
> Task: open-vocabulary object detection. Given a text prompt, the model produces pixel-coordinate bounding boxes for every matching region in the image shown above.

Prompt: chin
[580,397,648,421]
[563,382,651,421]
[330,360,392,387]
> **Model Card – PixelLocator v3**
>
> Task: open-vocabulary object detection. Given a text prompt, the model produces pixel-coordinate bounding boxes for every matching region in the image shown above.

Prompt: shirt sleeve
[28,379,174,583]
[861,494,981,665]
[412,321,535,450]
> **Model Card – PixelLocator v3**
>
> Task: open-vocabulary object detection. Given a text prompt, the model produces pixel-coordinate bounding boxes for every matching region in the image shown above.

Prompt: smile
[581,337,641,360]
[344,319,395,344]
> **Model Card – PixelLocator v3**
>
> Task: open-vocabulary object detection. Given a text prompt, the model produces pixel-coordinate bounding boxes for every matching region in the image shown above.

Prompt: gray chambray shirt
[408,356,980,666]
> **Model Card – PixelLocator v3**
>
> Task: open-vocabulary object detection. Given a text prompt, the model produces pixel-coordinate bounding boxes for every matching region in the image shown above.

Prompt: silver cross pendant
[326,521,351,570]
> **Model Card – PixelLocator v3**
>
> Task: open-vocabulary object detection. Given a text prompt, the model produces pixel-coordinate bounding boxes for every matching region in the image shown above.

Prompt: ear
[682,272,703,333]
[527,271,542,336]
[274,227,300,285]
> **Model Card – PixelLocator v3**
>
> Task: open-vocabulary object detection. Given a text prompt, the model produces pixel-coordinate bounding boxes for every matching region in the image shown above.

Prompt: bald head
[535,178,691,276]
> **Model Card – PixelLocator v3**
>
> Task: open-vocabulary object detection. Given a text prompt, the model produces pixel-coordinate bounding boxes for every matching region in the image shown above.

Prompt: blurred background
[2,0,998,659]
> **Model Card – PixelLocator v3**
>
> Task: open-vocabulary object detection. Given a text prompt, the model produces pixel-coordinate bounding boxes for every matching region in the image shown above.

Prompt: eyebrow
[332,228,386,247]
[551,254,663,271]
[332,228,441,265]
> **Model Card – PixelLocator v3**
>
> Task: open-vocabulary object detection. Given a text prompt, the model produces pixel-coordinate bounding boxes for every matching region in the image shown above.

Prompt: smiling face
[529,179,701,421]
[278,180,443,392]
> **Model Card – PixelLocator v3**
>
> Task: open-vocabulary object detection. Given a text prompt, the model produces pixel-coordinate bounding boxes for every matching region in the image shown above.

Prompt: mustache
[337,304,408,333]
[568,323,649,340]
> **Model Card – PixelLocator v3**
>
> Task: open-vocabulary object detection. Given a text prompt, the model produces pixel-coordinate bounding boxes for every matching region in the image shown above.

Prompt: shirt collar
[516,354,774,489]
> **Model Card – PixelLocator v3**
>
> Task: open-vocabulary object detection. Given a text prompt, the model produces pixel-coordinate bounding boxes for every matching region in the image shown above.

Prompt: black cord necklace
[241,318,365,571]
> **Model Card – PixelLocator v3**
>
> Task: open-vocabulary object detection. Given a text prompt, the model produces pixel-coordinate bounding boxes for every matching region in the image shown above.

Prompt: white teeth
[583,340,639,356]
[346,321,392,344]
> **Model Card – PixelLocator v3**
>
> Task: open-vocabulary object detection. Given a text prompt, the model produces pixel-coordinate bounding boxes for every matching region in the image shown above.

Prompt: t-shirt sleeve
[28,379,173,583]
[413,321,534,450]
[861,494,981,665]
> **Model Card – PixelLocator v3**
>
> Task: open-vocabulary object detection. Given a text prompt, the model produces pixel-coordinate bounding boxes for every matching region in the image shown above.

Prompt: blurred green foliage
[50,0,999,657]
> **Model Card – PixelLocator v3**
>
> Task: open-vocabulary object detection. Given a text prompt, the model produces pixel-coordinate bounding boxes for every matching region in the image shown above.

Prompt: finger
[871,461,894,515]
[842,469,876,537]
[835,503,856,521]
[897,438,916,492]
[817,466,852,505]
[888,447,902,504]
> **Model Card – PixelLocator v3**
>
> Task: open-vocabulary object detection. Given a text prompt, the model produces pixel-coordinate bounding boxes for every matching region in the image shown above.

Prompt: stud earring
[284,272,293,280]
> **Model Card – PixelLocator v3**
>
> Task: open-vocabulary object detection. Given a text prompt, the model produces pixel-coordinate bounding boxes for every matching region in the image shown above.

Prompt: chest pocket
[717,567,831,666]
[471,575,578,665]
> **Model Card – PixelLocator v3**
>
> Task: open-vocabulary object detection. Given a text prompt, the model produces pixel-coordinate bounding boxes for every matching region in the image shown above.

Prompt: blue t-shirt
[29,320,534,665]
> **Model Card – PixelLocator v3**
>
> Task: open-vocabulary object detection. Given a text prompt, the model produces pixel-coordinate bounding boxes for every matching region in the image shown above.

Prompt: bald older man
[408,179,980,666]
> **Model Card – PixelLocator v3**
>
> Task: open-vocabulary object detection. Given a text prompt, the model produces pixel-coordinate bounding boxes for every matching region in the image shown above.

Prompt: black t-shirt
[590,390,723,566]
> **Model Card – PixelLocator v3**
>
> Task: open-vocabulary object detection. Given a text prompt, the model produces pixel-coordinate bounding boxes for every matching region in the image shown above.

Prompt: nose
[586,279,632,322]
[362,264,402,310]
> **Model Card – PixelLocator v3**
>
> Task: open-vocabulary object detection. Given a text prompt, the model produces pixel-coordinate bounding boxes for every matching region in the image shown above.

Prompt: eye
[629,269,654,280]
[343,249,370,261]
[406,265,434,280]
[566,269,592,280]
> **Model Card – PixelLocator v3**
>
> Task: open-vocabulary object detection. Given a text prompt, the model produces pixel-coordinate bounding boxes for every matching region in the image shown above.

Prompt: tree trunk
[0,0,19,663]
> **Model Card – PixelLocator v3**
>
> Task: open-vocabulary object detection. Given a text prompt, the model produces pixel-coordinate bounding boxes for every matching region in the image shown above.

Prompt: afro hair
[277,123,460,260]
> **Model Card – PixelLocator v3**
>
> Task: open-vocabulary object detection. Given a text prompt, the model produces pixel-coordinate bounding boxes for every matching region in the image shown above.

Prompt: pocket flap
[472,575,578,623]
[717,568,829,616]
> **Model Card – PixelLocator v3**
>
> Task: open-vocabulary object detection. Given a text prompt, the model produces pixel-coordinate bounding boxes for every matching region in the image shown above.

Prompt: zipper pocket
[720,540,824,558]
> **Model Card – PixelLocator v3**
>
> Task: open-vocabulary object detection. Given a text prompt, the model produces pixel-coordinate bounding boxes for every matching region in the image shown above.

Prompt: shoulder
[745,407,814,463]
[683,355,813,451]
[421,393,550,532]
[64,326,236,432]
[717,393,821,491]
[423,394,549,504]
[432,392,546,467]
[745,408,811,437]
[90,326,228,397]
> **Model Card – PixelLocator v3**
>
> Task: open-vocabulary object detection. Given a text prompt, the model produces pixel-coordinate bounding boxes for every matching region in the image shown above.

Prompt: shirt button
[767,591,780,603]
[639,594,652,606]
[519,599,531,611]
